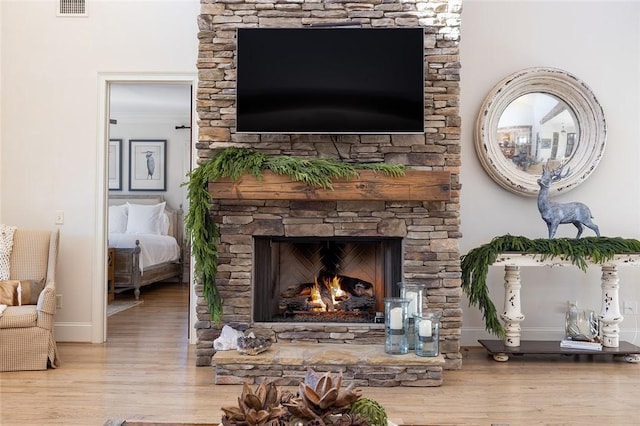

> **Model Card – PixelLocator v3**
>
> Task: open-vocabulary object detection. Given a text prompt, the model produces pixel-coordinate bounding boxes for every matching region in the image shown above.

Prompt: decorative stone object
[213,325,244,351]
[236,335,272,356]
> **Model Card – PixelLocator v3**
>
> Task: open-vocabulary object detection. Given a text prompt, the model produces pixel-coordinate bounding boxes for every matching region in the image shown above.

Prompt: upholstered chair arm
[36,280,57,330]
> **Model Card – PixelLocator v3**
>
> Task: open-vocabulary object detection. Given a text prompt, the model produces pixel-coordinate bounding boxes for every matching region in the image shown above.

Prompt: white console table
[478,252,640,362]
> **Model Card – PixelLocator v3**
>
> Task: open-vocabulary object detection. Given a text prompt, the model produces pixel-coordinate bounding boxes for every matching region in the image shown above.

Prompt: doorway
[97,73,197,344]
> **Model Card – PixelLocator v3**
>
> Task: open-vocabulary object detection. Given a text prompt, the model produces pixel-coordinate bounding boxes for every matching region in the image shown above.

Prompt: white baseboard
[54,322,94,342]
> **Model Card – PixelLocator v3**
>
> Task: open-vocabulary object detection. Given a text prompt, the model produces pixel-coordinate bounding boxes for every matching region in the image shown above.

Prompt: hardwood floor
[1,282,638,426]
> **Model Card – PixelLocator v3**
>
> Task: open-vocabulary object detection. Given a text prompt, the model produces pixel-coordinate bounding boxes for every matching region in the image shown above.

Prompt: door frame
[94,72,197,343]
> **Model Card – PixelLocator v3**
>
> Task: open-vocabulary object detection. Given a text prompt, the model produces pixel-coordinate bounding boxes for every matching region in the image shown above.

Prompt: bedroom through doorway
[104,79,195,341]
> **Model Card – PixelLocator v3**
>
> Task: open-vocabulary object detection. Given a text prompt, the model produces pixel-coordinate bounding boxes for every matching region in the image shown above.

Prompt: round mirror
[475,67,607,196]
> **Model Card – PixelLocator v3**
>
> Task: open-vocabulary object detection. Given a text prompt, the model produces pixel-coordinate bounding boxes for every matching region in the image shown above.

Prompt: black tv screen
[236,27,425,134]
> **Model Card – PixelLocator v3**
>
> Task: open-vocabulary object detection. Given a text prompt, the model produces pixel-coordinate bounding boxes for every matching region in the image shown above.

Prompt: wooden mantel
[208,170,451,201]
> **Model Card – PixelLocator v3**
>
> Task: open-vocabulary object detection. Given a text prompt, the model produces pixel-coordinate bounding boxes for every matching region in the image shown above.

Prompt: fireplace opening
[253,237,402,323]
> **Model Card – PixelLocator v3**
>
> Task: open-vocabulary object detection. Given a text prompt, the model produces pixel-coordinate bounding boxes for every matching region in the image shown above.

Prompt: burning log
[279,295,310,313]
[279,274,375,316]
[342,295,375,311]
[281,275,374,299]
[332,275,374,298]
[281,283,315,298]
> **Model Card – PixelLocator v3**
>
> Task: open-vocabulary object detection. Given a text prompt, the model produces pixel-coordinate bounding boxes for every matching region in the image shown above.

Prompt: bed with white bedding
[108,195,183,300]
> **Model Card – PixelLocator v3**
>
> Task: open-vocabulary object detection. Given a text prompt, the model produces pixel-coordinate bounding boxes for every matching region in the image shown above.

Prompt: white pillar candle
[419,319,432,337]
[389,307,404,330]
[406,291,418,316]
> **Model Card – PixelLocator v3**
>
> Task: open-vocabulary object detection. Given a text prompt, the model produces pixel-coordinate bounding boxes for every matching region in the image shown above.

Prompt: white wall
[2,0,639,347]
[460,1,640,345]
[0,0,199,341]
[0,2,3,217]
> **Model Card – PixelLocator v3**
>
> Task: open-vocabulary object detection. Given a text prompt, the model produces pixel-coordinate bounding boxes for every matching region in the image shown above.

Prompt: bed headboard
[108,195,184,246]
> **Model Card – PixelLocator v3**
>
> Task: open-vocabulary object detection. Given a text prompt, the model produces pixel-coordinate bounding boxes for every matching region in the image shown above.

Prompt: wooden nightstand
[107,248,115,302]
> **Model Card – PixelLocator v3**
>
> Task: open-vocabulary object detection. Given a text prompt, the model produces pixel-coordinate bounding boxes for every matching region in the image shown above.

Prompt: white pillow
[126,202,166,235]
[108,204,128,233]
[160,212,170,235]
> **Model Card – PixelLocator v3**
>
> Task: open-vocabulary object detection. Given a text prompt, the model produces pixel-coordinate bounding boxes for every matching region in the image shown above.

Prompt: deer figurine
[537,164,600,239]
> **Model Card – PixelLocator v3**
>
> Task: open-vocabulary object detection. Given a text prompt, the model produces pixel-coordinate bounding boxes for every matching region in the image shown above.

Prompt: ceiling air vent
[58,0,87,17]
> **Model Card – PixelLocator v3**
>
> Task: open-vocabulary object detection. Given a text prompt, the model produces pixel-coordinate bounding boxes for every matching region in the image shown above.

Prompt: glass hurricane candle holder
[397,282,426,350]
[384,297,410,355]
[414,312,440,357]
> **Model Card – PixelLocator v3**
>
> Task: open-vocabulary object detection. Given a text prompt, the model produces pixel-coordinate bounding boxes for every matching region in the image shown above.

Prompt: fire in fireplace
[279,268,376,321]
[253,237,402,323]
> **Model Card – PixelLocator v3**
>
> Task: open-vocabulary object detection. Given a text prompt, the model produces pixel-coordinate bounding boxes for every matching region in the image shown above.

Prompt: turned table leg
[501,265,526,348]
[600,265,623,348]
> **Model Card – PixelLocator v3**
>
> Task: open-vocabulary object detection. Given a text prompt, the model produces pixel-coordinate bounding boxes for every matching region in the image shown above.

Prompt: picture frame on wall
[108,139,122,191]
[129,139,167,191]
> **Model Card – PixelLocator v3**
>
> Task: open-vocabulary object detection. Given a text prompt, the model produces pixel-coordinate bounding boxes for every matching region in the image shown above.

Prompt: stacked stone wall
[196,0,463,371]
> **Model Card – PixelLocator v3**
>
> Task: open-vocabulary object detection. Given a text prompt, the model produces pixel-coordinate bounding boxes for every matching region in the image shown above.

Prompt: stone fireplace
[195,0,463,378]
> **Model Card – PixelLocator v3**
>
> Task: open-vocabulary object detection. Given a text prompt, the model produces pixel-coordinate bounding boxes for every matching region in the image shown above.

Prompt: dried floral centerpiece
[221,368,388,426]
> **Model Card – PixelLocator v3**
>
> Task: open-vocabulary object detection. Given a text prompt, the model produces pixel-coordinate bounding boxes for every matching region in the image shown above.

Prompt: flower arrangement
[220,368,388,426]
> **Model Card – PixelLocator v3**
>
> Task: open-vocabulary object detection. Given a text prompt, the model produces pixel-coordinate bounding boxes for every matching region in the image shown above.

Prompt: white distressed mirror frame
[475,67,607,197]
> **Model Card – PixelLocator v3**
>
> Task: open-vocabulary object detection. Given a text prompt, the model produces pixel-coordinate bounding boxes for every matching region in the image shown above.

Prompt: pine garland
[461,234,640,339]
[185,147,407,325]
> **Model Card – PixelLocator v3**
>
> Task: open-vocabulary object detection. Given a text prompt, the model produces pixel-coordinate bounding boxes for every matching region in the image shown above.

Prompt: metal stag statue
[537,164,600,239]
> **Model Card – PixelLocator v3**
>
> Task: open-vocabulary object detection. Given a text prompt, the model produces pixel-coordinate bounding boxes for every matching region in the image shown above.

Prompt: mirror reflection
[497,93,578,174]
[475,67,606,197]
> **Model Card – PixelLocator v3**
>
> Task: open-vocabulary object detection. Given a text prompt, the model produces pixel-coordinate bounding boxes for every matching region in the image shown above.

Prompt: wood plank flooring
[1,282,638,426]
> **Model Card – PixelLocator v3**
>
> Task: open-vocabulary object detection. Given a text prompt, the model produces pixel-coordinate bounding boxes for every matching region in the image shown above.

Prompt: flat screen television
[236,27,425,134]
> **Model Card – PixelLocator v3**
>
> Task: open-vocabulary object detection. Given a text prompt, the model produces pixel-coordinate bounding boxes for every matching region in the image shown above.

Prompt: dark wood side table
[107,248,115,302]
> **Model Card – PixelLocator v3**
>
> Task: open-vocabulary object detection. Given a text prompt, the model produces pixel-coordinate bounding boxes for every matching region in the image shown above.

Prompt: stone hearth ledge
[213,343,444,387]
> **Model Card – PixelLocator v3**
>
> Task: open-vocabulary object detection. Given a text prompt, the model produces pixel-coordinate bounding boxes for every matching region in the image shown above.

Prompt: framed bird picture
[129,139,167,191]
